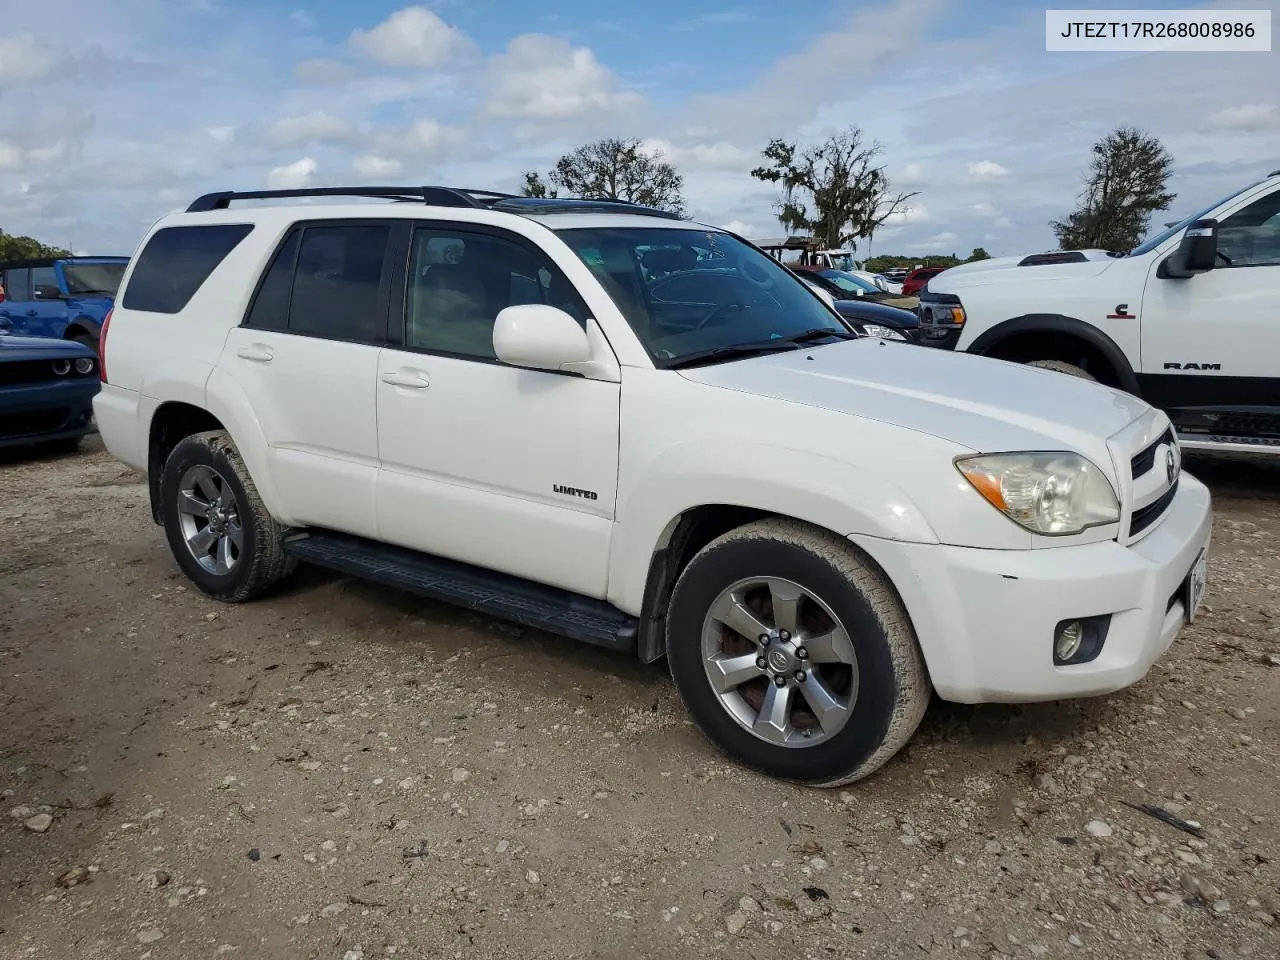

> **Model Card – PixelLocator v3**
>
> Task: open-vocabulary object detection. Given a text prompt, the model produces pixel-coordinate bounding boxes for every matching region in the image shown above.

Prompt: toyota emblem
[1165,446,1177,485]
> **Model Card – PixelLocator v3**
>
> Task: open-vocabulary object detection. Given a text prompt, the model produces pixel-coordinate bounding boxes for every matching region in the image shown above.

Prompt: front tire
[666,519,931,787]
[159,430,293,602]
[1025,359,1097,381]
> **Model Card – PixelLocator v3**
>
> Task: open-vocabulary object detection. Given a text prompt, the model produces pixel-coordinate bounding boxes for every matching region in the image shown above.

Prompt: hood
[0,334,96,358]
[832,299,918,328]
[934,249,1123,290]
[678,338,1149,478]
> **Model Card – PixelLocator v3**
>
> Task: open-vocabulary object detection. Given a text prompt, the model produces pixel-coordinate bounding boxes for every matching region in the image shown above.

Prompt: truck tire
[666,518,931,787]
[1026,359,1097,381]
[158,430,294,602]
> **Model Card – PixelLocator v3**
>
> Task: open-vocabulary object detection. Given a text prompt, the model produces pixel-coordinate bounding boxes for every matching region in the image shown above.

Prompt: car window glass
[121,224,255,314]
[30,266,57,295]
[404,227,587,360]
[5,268,31,300]
[287,224,390,341]
[245,229,300,330]
[1217,190,1280,267]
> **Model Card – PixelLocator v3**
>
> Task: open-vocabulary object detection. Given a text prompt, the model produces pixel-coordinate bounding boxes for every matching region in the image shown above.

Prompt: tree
[0,230,70,261]
[520,138,687,216]
[966,247,991,262]
[749,126,918,251]
[1050,126,1175,252]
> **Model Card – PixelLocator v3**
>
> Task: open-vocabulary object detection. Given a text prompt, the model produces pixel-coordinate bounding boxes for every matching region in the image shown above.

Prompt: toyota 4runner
[93,186,1213,786]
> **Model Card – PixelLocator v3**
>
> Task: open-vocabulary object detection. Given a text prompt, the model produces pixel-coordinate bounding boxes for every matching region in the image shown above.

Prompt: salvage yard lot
[2,439,1278,960]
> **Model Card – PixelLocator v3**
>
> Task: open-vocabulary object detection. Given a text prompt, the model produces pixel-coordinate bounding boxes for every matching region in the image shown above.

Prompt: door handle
[381,371,430,389]
[236,344,274,362]
[26,310,37,317]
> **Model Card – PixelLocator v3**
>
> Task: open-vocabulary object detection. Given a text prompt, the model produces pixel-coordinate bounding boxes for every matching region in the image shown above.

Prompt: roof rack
[487,196,683,220]
[185,185,518,213]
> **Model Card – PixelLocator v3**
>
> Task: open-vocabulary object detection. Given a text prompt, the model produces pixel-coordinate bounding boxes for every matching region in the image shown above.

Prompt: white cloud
[967,160,1010,180]
[207,126,236,143]
[897,162,926,186]
[352,154,403,179]
[350,6,472,68]
[883,202,931,226]
[290,9,316,30]
[0,34,58,86]
[266,157,318,190]
[0,142,23,171]
[268,111,351,146]
[720,219,759,236]
[485,34,643,121]
[919,230,959,250]
[1208,103,1277,131]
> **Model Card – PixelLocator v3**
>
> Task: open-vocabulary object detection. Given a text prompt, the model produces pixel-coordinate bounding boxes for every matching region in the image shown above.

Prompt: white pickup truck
[93,186,1211,786]
[918,169,1280,455]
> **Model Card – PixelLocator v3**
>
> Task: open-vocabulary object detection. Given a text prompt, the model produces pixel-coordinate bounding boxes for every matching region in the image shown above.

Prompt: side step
[282,530,638,653]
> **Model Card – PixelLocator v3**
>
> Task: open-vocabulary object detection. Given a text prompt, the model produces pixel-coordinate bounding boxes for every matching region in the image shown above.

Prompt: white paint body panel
[95,199,1214,706]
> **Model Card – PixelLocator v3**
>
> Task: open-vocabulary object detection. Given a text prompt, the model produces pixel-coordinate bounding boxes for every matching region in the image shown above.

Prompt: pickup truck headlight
[956,452,1119,535]
[856,323,907,341]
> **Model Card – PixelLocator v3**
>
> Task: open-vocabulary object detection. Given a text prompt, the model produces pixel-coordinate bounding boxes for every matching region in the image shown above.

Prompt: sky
[0,0,1276,258]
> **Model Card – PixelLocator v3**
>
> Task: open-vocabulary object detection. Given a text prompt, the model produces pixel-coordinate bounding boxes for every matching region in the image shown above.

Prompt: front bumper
[852,472,1213,703]
[0,380,99,448]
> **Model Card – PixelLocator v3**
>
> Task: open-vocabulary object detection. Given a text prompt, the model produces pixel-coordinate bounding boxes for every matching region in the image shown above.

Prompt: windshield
[1128,179,1267,256]
[63,261,127,296]
[818,270,878,294]
[555,227,848,366]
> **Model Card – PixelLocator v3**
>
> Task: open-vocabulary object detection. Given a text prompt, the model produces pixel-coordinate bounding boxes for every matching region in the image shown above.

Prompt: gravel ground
[2,437,1278,960]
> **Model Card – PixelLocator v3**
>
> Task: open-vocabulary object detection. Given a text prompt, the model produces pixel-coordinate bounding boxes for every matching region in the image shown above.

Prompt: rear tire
[1026,359,1097,381]
[72,333,97,351]
[666,518,931,787]
[159,430,294,602]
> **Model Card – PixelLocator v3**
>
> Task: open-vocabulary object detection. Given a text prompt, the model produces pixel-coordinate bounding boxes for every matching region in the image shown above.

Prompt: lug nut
[796,646,808,660]
[794,671,806,682]
[756,656,767,670]
[759,634,770,644]
[779,630,790,641]
[774,675,787,688]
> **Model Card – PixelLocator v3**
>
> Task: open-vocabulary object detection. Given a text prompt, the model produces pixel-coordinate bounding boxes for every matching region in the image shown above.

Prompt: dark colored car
[901,266,946,297]
[0,256,129,347]
[827,297,920,342]
[0,333,100,452]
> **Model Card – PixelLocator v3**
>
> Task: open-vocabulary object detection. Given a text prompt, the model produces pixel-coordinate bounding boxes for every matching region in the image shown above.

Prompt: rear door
[223,219,402,537]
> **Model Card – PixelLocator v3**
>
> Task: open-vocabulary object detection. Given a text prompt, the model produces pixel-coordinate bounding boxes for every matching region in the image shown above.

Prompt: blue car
[0,334,100,452]
[0,256,129,347]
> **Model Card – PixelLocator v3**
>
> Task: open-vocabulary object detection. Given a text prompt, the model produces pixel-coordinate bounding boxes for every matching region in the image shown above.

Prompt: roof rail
[1269,168,1280,178]
[487,196,684,220]
[185,185,518,213]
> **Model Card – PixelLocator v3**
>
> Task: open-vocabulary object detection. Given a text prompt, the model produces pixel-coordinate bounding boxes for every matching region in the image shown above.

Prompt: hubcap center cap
[766,645,798,676]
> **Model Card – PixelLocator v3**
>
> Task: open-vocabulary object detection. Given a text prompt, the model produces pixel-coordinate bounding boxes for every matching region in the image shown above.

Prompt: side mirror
[1162,219,1218,278]
[34,284,64,299]
[493,304,591,372]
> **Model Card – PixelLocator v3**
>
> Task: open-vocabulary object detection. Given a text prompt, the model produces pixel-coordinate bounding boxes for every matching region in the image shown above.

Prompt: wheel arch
[63,315,101,342]
[968,314,1139,394]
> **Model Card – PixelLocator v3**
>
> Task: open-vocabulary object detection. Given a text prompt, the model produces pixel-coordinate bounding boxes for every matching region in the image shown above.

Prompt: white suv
[94,186,1212,786]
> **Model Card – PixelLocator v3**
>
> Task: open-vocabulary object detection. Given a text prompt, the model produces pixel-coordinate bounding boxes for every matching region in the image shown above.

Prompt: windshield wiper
[664,340,800,369]
[780,327,858,344]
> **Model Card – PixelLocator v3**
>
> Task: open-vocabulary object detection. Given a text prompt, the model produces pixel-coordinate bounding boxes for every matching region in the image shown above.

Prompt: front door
[1139,184,1280,435]
[28,264,67,338]
[375,221,621,598]
[220,219,399,537]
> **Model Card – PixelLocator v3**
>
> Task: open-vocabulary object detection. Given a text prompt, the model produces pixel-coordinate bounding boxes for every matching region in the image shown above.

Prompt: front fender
[606,440,941,615]
[966,313,1140,394]
[203,367,291,523]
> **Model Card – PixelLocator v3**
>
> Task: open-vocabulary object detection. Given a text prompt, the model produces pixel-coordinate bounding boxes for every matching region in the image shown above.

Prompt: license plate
[1184,549,1207,623]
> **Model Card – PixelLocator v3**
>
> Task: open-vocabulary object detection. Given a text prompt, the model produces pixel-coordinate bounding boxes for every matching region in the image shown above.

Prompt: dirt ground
[2,437,1278,960]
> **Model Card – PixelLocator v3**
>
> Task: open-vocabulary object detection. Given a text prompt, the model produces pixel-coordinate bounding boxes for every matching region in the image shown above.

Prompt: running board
[283,531,638,653]
[1176,432,1280,455]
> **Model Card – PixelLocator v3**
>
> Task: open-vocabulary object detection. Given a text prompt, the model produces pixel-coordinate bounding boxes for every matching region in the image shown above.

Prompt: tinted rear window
[121,224,254,314]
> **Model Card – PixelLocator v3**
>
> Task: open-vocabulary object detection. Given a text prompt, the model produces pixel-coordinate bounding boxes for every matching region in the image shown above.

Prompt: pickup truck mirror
[1161,219,1218,278]
[34,284,64,299]
[492,304,592,372]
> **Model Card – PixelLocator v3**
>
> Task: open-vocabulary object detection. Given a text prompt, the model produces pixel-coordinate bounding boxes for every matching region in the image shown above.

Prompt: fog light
[1054,621,1084,662]
[1052,615,1111,666]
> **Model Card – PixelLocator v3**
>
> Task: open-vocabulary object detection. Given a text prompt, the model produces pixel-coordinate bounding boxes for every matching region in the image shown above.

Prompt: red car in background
[902,266,946,296]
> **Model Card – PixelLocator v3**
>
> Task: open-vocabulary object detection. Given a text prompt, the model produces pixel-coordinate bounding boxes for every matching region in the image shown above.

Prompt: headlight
[925,304,965,326]
[858,324,907,341]
[52,359,71,376]
[74,357,95,375]
[956,452,1119,535]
